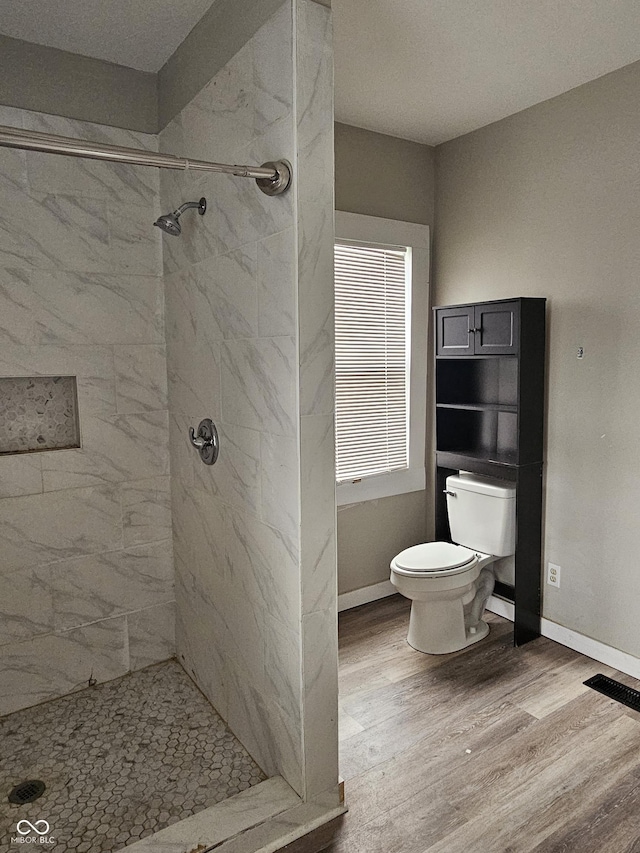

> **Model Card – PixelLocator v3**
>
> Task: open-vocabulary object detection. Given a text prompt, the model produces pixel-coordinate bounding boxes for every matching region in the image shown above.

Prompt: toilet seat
[391,542,478,578]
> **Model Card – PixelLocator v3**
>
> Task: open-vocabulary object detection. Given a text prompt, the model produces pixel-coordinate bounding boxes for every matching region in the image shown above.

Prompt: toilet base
[407,596,490,654]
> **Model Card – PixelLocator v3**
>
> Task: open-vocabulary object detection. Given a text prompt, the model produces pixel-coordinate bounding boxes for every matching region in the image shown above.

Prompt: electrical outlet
[547,562,561,588]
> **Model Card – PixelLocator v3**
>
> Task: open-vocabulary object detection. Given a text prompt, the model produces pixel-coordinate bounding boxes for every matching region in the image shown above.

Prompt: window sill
[336,467,426,506]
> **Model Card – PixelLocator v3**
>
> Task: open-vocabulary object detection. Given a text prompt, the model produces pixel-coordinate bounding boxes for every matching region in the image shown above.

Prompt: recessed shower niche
[0,376,80,455]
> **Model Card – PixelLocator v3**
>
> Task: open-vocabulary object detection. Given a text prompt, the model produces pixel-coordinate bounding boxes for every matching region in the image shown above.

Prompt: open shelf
[436,407,519,463]
[436,449,520,473]
[436,357,517,408]
[436,403,518,413]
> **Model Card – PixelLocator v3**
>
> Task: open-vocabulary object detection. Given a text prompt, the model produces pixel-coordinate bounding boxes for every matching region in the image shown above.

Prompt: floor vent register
[584,673,640,713]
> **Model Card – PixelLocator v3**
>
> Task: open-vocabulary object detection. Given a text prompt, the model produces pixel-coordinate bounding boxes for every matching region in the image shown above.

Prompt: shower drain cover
[8,780,46,804]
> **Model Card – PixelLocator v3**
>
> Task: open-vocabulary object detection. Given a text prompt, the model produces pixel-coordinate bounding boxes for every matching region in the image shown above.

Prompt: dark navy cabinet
[433,297,546,645]
[436,300,520,356]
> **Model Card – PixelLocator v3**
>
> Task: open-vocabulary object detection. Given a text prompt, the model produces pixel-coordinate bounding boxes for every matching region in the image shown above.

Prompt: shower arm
[0,124,292,196]
[174,199,206,216]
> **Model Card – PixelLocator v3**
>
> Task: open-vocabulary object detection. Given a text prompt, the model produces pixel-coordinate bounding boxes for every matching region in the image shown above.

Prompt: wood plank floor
[328,595,640,853]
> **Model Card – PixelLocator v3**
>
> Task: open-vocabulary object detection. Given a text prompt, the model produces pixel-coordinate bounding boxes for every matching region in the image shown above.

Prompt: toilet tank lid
[393,542,476,571]
[447,472,516,499]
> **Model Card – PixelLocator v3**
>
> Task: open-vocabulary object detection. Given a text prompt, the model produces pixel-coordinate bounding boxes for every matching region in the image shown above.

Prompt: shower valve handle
[189,431,207,449]
[189,419,219,466]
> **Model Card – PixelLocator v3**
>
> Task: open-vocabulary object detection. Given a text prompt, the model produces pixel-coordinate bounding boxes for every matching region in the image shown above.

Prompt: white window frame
[335,211,429,506]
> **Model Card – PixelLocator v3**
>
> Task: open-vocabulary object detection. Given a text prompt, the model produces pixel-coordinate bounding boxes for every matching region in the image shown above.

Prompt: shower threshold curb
[119,776,346,853]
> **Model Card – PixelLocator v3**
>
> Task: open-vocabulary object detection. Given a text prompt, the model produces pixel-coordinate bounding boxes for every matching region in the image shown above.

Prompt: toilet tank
[446,472,516,557]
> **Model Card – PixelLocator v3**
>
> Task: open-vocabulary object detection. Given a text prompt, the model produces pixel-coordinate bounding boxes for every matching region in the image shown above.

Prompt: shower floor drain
[8,780,46,804]
[584,673,640,713]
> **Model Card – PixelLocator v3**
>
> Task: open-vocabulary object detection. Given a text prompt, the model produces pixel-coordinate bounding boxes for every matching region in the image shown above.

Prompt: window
[335,241,410,480]
[334,212,429,505]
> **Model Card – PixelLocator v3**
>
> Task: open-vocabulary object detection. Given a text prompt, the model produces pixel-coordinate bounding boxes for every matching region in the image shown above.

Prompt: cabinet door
[435,305,475,355]
[474,301,519,355]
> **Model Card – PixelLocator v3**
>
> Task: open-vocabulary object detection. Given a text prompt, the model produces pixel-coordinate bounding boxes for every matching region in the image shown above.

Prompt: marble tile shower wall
[159,0,338,803]
[160,2,321,798]
[0,106,174,717]
[296,0,338,802]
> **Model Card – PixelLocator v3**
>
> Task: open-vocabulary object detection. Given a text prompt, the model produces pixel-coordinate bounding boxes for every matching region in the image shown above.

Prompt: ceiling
[333,0,640,145]
[1,1,640,144]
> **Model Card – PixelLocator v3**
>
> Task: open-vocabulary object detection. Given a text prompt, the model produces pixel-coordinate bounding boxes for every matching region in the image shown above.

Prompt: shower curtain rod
[0,124,292,196]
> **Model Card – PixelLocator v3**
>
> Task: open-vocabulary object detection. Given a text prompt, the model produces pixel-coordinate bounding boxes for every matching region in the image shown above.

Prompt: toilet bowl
[391,543,496,654]
[390,472,516,655]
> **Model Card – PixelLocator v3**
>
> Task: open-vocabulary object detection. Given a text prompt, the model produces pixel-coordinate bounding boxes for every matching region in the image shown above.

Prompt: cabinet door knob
[469,327,480,334]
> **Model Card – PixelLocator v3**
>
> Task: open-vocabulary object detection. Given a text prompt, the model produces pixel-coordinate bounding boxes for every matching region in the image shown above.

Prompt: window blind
[334,240,410,483]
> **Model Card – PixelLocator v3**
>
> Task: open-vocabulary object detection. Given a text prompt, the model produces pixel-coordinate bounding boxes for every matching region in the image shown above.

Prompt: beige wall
[337,494,429,593]
[335,122,435,227]
[335,123,435,595]
[0,35,157,133]
[435,60,640,656]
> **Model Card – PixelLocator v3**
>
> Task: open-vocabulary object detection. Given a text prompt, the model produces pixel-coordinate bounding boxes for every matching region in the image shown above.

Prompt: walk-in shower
[0,4,338,849]
[0,116,295,851]
[154,197,207,236]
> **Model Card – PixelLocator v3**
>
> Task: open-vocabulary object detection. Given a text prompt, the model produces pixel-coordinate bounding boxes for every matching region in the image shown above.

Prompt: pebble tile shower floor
[0,659,266,852]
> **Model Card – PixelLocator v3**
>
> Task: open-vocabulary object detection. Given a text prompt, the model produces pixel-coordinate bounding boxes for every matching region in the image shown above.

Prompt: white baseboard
[338,580,396,612]
[486,596,640,679]
[540,618,640,679]
[487,595,515,621]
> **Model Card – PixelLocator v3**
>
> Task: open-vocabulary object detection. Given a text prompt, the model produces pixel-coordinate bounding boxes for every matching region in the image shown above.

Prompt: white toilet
[390,472,516,654]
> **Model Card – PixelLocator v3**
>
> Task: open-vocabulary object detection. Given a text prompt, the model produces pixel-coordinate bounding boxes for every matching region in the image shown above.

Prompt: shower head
[154,212,181,236]
[154,197,206,236]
